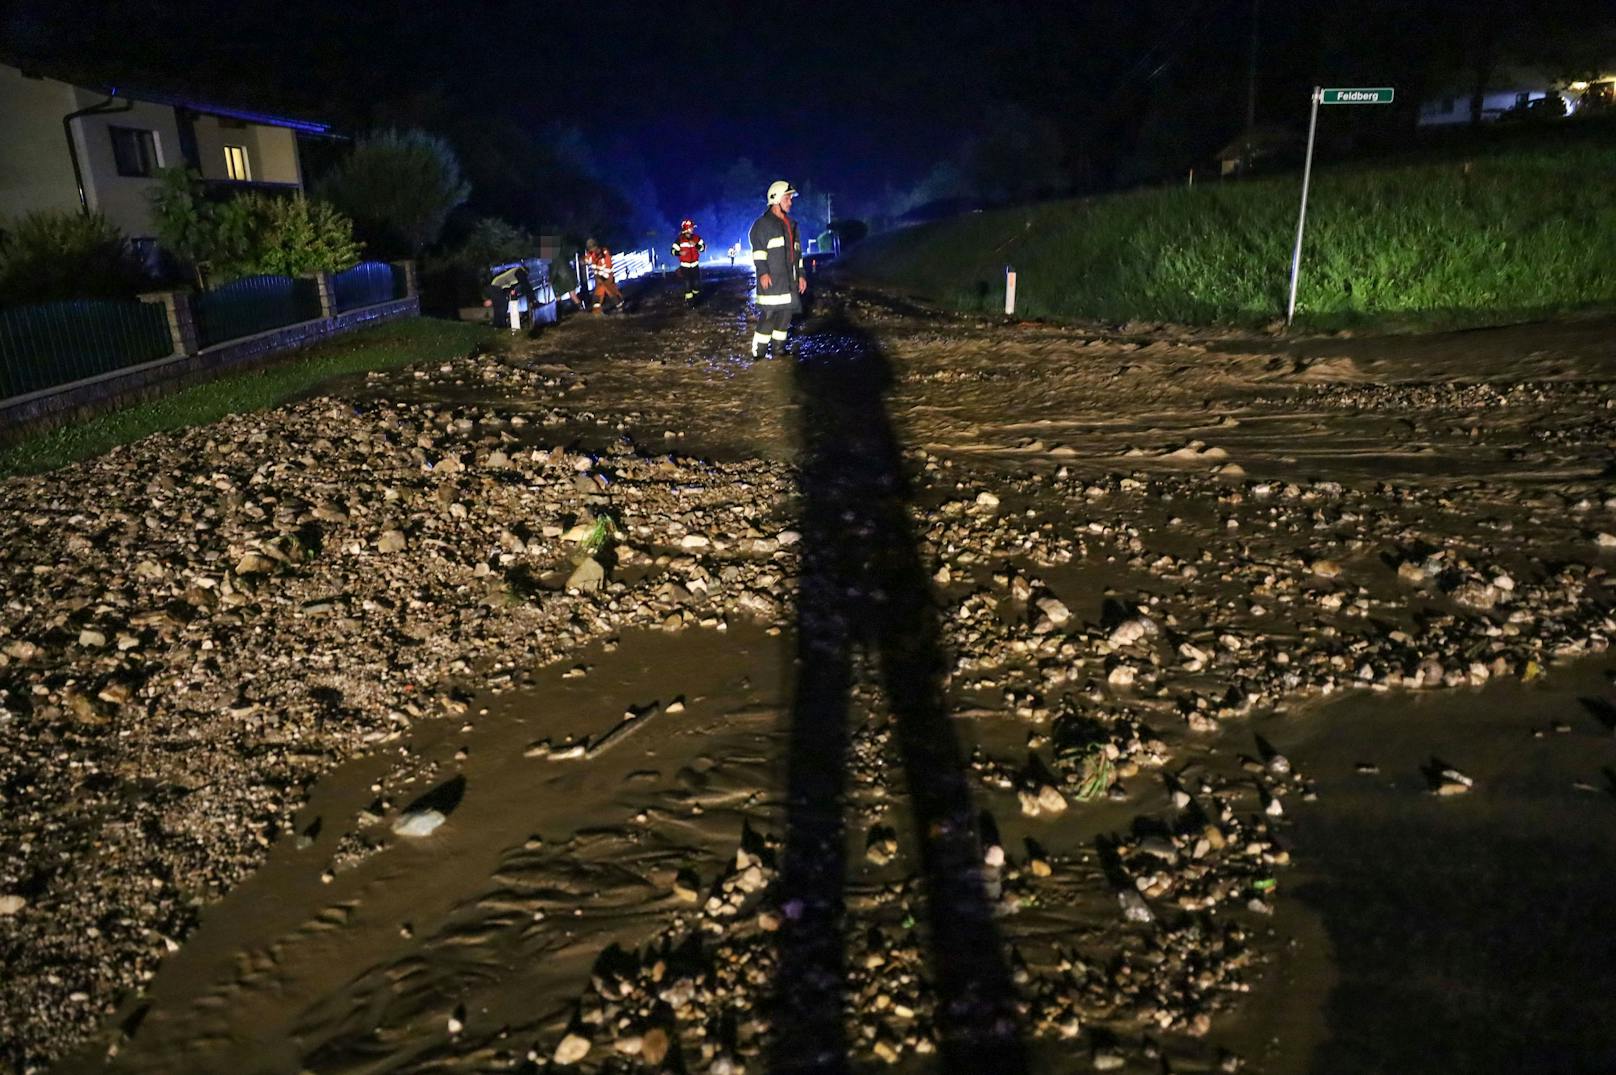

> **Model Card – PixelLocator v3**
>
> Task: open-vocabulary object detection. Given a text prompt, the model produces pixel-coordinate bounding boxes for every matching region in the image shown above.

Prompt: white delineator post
[1285,86,1322,328]
[1005,265,1017,316]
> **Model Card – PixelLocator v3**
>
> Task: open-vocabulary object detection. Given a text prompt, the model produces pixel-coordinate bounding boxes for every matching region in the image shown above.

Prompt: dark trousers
[678,264,701,298]
[752,302,794,355]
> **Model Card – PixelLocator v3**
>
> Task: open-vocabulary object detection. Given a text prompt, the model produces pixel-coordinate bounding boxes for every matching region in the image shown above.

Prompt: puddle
[1225,659,1616,1074]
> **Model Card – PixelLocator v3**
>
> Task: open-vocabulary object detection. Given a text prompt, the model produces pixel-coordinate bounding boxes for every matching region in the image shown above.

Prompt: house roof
[2,58,335,136]
[106,86,334,136]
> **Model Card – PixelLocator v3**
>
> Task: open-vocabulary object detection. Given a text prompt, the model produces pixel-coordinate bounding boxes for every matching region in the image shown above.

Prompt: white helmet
[766,180,798,205]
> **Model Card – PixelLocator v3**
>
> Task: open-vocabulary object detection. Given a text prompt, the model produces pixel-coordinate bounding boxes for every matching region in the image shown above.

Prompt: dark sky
[3,1,1260,200]
[6,0,1611,225]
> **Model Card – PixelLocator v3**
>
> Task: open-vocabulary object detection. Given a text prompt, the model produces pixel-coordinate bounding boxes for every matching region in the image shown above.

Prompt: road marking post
[1285,85,1395,328]
[1005,265,1017,316]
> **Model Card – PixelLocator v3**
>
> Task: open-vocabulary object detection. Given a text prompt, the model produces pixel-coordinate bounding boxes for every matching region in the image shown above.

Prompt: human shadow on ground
[769,308,1028,1073]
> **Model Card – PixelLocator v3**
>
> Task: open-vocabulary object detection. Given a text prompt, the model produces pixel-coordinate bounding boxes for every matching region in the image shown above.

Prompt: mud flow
[6,269,1616,1074]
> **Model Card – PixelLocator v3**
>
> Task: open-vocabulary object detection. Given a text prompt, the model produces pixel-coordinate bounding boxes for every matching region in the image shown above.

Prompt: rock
[1107,664,1136,688]
[1036,597,1071,626]
[1397,561,1427,584]
[1311,559,1342,578]
[1037,784,1068,813]
[975,491,1000,508]
[641,1027,671,1066]
[1108,618,1148,646]
[553,1032,591,1065]
[235,551,277,575]
[566,557,606,592]
[0,894,26,916]
[680,533,711,549]
[377,529,408,553]
[1093,1052,1126,1072]
[392,809,447,837]
[77,629,106,648]
[1596,532,1616,548]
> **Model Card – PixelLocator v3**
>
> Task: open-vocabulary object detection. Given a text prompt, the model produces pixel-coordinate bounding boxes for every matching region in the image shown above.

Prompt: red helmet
[680,217,695,231]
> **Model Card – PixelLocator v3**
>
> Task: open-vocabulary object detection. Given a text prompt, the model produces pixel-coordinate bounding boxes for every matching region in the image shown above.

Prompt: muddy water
[1228,660,1616,1074]
[48,272,1616,1073]
[61,625,791,1074]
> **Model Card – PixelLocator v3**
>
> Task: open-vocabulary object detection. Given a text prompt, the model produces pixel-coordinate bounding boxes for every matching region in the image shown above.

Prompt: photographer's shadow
[770,308,1028,1073]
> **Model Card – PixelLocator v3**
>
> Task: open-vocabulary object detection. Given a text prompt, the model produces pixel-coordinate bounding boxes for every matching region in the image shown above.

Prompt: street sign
[1320,87,1395,105]
[1284,85,1396,326]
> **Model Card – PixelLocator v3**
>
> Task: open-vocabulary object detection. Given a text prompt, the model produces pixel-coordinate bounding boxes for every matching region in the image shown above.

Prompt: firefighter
[747,180,807,359]
[670,217,706,303]
[585,238,625,314]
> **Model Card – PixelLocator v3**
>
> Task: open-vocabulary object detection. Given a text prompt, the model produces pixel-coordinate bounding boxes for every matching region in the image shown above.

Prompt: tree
[318,128,469,256]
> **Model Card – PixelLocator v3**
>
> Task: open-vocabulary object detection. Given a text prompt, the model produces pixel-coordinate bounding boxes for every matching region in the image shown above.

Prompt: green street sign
[1320,87,1395,104]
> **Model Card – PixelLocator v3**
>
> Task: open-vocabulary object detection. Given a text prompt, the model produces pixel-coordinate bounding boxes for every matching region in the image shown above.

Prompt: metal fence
[193,274,322,349]
[331,260,404,313]
[0,298,173,400]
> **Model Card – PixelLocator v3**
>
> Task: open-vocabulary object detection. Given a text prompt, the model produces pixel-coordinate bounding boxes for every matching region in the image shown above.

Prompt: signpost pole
[1285,86,1321,328]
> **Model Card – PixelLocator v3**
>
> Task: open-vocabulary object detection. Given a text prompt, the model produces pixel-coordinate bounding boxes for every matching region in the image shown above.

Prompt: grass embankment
[0,317,492,477]
[842,142,1616,331]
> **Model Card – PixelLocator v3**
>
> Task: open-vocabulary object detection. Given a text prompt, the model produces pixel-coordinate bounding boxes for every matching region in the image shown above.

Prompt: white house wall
[68,86,182,240]
[0,66,83,222]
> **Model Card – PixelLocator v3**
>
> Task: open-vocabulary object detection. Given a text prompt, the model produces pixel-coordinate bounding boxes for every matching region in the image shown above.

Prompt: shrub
[149,167,361,285]
[318,129,470,257]
[0,210,151,306]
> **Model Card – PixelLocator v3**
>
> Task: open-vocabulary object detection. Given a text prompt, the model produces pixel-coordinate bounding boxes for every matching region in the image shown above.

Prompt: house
[1418,65,1616,126]
[0,61,332,244]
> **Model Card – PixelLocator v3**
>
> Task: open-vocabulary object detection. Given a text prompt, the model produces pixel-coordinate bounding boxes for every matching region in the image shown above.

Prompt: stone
[0,894,26,916]
[1037,597,1071,626]
[641,1027,671,1066]
[392,809,447,837]
[235,551,276,575]
[566,557,606,592]
[377,530,408,553]
[553,1032,591,1065]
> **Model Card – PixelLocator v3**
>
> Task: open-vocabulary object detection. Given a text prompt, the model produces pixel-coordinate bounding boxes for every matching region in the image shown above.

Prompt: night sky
[5,0,1612,232]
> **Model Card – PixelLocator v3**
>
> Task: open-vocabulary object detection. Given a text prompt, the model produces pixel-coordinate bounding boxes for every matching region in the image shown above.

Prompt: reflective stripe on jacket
[748,209,802,309]
[671,232,706,266]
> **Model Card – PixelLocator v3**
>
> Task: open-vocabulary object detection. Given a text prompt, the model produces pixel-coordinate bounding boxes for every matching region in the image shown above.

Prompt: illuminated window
[109,126,159,177]
[224,145,252,181]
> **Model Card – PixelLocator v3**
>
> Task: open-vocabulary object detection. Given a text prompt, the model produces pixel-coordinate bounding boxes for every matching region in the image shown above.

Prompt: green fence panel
[0,298,173,400]
[331,261,400,312]
[194,274,321,348]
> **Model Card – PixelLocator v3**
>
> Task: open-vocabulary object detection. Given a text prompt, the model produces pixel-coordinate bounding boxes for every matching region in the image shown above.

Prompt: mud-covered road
[6,269,1616,1074]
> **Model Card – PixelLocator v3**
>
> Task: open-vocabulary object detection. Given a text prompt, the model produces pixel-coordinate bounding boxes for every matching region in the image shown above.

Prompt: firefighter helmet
[766,180,797,205]
[585,237,598,251]
[680,217,694,231]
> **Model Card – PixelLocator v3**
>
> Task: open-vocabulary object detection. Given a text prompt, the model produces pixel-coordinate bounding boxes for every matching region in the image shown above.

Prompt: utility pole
[1245,0,1260,133]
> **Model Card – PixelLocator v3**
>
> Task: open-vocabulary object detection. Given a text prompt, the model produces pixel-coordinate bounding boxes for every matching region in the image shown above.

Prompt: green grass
[842,141,1616,332]
[0,316,492,477]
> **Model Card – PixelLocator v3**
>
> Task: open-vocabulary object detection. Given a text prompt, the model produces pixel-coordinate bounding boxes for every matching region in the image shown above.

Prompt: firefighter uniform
[748,184,803,358]
[671,219,706,302]
[585,241,623,313]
